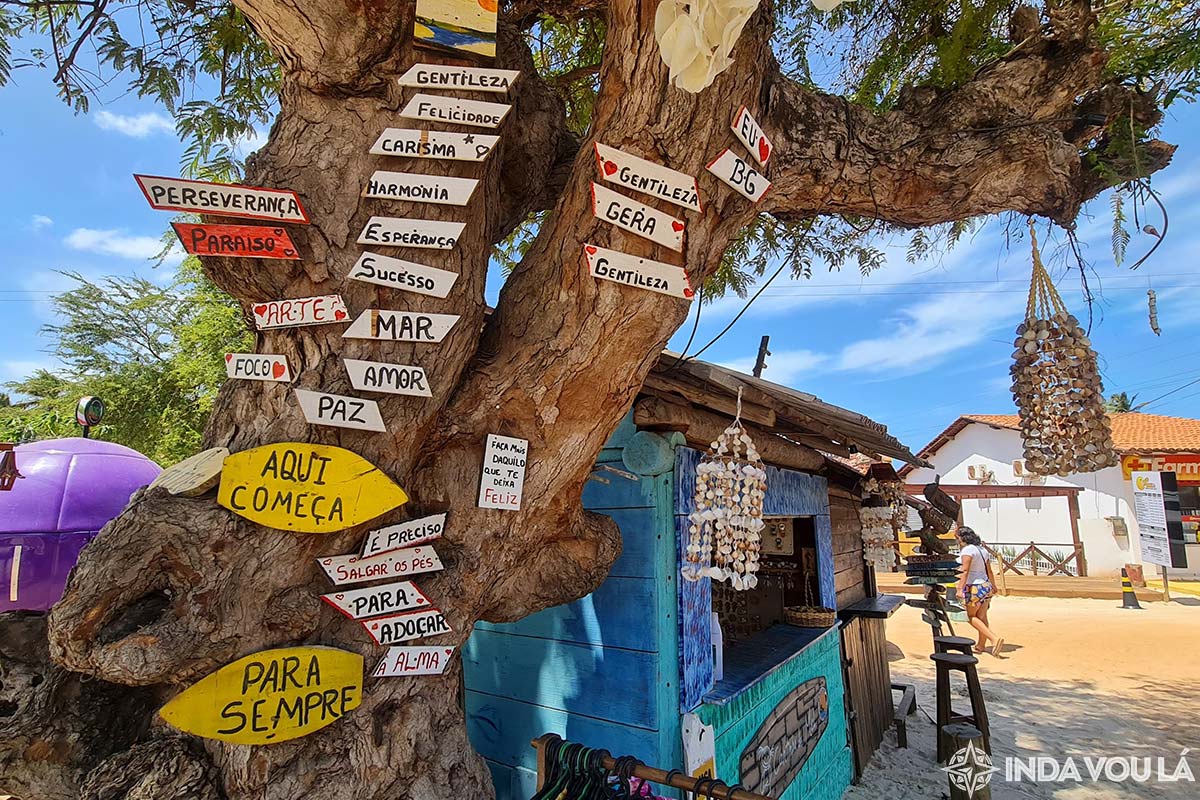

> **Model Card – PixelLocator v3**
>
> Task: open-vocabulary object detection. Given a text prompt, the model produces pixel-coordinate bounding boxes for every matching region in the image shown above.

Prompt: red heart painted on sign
[272,362,286,379]
[273,229,283,236]
[445,649,453,655]
[672,221,684,233]
[684,288,695,298]
[225,353,233,363]
[334,310,347,321]
[283,249,296,257]
[603,160,617,176]
[758,137,770,163]
[253,304,268,316]
[371,623,379,630]
[585,245,597,255]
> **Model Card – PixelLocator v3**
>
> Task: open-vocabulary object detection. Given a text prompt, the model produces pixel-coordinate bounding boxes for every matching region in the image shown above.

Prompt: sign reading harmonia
[135,175,309,223]
[398,64,520,94]
[400,93,511,129]
[372,646,455,678]
[370,129,499,162]
[225,353,293,383]
[362,170,479,206]
[361,513,446,558]
[591,183,685,252]
[158,646,362,745]
[217,443,408,533]
[317,545,444,586]
[343,309,459,343]
[362,608,451,645]
[706,148,771,203]
[358,216,465,250]
[295,389,387,433]
[172,222,300,260]
[348,251,459,299]
[478,434,528,511]
[252,295,348,330]
[594,143,701,212]
[584,244,694,299]
[320,579,431,620]
[732,106,772,167]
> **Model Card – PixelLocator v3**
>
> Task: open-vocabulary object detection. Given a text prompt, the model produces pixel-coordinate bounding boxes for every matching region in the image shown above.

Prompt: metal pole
[752,335,770,377]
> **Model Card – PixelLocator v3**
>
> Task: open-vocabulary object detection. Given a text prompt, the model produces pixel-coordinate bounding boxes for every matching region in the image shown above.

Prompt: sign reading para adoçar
[135,174,308,223]
[361,513,447,558]
[372,646,455,678]
[362,607,452,645]
[172,222,300,260]
[478,434,528,511]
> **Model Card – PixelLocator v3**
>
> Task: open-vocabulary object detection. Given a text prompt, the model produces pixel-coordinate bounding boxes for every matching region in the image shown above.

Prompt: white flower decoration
[654,0,762,93]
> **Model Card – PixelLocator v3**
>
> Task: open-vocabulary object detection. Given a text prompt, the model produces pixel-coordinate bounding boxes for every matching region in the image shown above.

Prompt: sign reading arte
[584,244,693,299]
[706,148,771,203]
[400,93,511,129]
[158,646,362,745]
[591,183,685,252]
[344,358,432,398]
[317,545,444,586]
[349,251,459,299]
[370,129,499,162]
[172,222,300,260]
[135,174,309,223]
[358,216,465,250]
[1130,470,1189,569]
[320,579,430,620]
[217,443,408,533]
[738,676,829,796]
[594,143,702,212]
[251,295,348,330]
[478,434,528,511]
[343,309,459,343]
[225,353,292,383]
[362,170,479,206]
[295,389,387,433]
[372,646,455,678]
[362,607,452,645]
[398,64,520,94]
[361,513,447,558]
[731,106,772,167]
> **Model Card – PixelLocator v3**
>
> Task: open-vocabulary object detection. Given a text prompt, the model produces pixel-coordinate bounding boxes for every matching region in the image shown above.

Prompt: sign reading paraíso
[172,222,300,260]
[584,244,694,299]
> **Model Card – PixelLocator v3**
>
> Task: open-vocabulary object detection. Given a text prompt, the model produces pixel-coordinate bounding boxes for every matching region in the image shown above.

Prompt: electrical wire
[1133,375,1200,411]
[670,285,704,365]
[681,260,789,363]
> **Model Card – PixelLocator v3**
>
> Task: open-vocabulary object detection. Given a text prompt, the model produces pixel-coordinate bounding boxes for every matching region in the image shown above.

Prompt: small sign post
[251,295,348,330]
[361,607,452,645]
[172,222,300,260]
[593,143,702,212]
[1131,470,1189,572]
[400,94,511,129]
[135,175,309,223]
[369,129,500,162]
[590,183,685,252]
[478,434,528,511]
[358,216,466,250]
[295,389,387,433]
[348,251,459,299]
[320,580,431,620]
[342,309,459,343]
[360,513,447,558]
[371,646,456,678]
[584,244,694,299]
[398,64,519,93]
[225,353,293,382]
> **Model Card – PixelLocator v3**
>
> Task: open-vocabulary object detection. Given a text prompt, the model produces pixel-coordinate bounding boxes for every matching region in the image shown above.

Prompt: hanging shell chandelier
[860,475,904,570]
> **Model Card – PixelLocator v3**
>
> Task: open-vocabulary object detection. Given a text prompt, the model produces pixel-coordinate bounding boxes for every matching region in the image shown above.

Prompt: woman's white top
[959,544,990,584]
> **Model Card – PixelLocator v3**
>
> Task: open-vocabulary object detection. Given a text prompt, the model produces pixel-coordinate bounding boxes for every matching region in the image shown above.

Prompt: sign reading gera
[591,182,685,252]
[358,216,465,250]
[157,646,362,745]
[362,170,480,206]
[317,545,444,586]
[370,129,500,162]
[320,579,430,620]
[731,106,772,167]
[398,64,520,94]
[348,251,459,299]
[225,353,293,383]
[295,389,387,433]
[361,513,447,558]
[217,443,408,533]
[251,295,348,330]
[706,148,771,204]
[344,358,432,398]
[478,434,528,511]
[362,607,452,646]
[172,222,300,260]
[584,244,694,299]
[400,93,511,129]
[342,309,459,343]
[135,174,309,223]
[594,143,702,212]
[372,646,455,678]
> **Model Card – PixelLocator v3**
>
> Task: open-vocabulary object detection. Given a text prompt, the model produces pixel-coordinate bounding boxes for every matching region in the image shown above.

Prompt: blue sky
[3,64,1199,455]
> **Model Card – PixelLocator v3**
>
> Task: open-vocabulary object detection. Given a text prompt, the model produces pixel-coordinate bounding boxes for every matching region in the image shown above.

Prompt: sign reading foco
[157,646,362,745]
[594,143,701,212]
[342,309,459,343]
[344,358,432,397]
[361,513,447,558]
[478,434,528,511]
[251,295,348,330]
[398,64,520,93]
[348,251,459,299]
[372,646,456,678]
[320,579,430,620]
[172,222,300,260]
[225,353,292,382]
[591,183,684,252]
[731,106,772,167]
[706,148,771,204]
[358,216,465,250]
[135,174,309,223]
[584,244,694,299]
[738,677,829,796]
[362,170,479,206]
[400,93,511,129]
[317,545,444,586]
[295,389,387,433]
[370,129,499,162]
[362,607,452,646]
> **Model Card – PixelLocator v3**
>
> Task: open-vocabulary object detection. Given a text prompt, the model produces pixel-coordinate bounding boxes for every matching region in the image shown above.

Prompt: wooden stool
[931,652,991,762]
[934,635,975,655]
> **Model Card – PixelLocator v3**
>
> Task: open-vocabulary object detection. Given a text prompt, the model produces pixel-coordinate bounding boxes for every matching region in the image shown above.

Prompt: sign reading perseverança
[135,175,309,222]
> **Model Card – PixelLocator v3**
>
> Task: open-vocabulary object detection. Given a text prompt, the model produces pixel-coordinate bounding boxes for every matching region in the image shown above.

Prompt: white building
[901,413,1200,579]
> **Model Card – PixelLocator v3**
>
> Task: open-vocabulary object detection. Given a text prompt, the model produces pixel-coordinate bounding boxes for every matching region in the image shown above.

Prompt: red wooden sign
[172,222,300,260]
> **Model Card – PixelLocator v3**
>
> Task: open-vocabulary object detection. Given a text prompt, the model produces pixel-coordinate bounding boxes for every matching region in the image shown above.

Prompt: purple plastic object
[0,438,161,612]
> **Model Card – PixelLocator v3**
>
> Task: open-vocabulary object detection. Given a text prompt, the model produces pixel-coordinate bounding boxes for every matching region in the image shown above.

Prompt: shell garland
[860,476,904,570]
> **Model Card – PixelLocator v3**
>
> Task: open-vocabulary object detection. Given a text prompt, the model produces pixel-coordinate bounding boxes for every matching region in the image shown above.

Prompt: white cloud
[30,215,53,231]
[233,129,269,157]
[65,228,170,261]
[721,349,827,384]
[94,110,175,138]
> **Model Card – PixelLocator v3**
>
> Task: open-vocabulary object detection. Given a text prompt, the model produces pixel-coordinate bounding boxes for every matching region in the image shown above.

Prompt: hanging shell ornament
[859,476,904,570]
[682,390,767,590]
[654,0,762,93]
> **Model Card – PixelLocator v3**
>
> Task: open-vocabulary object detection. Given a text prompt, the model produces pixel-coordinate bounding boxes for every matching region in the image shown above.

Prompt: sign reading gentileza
[584,244,694,299]
[217,443,408,533]
[172,222,300,260]
[370,129,499,162]
[158,646,362,745]
[707,148,771,204]
[135,175,309,223]
[738,677,829,796]
[398,64,520,94]
[594,143,701,212]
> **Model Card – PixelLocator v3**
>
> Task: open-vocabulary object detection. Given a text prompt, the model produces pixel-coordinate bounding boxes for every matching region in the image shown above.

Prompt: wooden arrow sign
[317,545,444,586]
[251,295,348,330]
[135,174,309,223]
[732,106,773,167]
[320,580,431,620]
[225,353,293,382]
[400,93,511,129]
[584,244,694,299]
[361,513,447,558]
[362,608,452,646]
[348,251,458,299]
[358,216,465,250]
[342,309,459,343]
[398,64,519,93]
[172,222,300,260]
[591,183,684,252]
[295,389,387,433]
[594,143,702,212]
[706,148,771,203]
[371,646,456,678]
[344,358,432,398]
[370,129,500,162]
[217,443,408,533]
[149,446,229,497]
[158,646,362,745]
[363,170,479,206]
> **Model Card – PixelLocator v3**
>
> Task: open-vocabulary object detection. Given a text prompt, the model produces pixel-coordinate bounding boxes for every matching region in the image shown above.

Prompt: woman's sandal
[991,638,1005,657]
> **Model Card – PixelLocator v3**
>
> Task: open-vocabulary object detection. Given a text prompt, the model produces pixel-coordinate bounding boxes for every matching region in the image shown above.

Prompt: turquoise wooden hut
[465,356,921,799]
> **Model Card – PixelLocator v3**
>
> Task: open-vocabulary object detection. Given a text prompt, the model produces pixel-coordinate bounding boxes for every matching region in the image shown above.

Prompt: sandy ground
[845,594,1200,799]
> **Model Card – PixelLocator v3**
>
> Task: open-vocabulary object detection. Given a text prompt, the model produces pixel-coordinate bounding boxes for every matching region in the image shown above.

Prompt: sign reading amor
[158,646,362,745]
[706,148,771,203]
[344,358,432,398]
[584,244,694,299]
[731,106,772,167]
[343,309,459,343]
[358,216,465,250]
[362,170,479,206]
[591,183,685,252]
[398,64,520,94]
[320,580,430,620]
[400,93,511,129]
[372,646,455,678]
[370,129,499,162]
[362,608,452,646]
[172,222,300,260]
[478,434,528,511]
[225,353,293,383]
[594,143,701,212]
[295,389,387,433]
[738,676,829,796]
[252,295,348,330]
[317,545,444,586]
[348,251,458,299]
[361,513,447,558]
[217,443,408,533]
[135,175,309,223]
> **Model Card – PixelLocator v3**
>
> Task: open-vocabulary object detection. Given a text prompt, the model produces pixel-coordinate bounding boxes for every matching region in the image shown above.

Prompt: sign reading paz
[706,148,771,204]
[363,170,479,206]
[591,183,684,252]
[217,443,408,533]
[361,513,447,558]
[731,106,772,167]
[158,646,362,745]
[358,216,465,250]
[172,222,300,260]
[343,310,459,344]
[363,608,452,646]
[225,353,292,383]
[252,295,348,330]
[370,129,499,162]
[584,244,694,299]
[321,580,430,620]
[400,93,511,129]
[349,251,458,299]
[398,64,520,94]
[344,358,432,398]
[295,389,387,433]
[594,143,701,212]
[135,174,308,223]
[478,434,528,511]
[372,646,455,678]
[318,545,444,586]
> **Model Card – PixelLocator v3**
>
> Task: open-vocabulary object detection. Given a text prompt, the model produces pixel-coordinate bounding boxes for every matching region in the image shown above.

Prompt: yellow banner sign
[1122,453,1200,481]
[218,443,408,533]
[159,646,363,745]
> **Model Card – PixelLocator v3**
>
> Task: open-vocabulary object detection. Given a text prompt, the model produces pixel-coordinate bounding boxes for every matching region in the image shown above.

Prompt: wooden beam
[904,483,1083,499]
[1067,492,1087,577]
[642,375,776,427]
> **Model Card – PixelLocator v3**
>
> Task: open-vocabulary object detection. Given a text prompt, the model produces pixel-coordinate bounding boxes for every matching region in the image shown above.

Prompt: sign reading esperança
[135,175,309,223]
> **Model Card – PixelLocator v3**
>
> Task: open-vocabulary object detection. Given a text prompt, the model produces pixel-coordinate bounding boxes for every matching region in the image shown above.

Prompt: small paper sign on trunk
[478,434,528,511]
[172,222,300,260]
[317,545,444,586]
[363,170,479,206]
[398,64,519,94]
[295,389,387,433]
[362,608,452,646]
[370,129,500,162]
[342,310,459,343]
[591,183,685,252]
[594,143,702,212]
[251,295,348,330]
[361,513,447,558]
[135,175,308,223]
[358,216,465,250]
[372,646,455,678]
[732,106,772,167]
[225,353,293,382]
[400,93,511,129]
[706,148,771,204]
[348,251,459,299]
[320,580,431,620]
[584,244,694,300]
[344,358,432,398]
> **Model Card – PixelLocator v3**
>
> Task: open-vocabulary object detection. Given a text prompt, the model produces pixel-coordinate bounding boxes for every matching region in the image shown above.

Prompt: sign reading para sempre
[342,309,459,343]
[478,434,528,511]
[135,174,309,223]
[707,148,771,203]
[731,106,772,167]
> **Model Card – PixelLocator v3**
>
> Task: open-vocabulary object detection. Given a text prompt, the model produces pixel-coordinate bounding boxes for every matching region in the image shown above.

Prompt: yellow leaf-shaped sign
[217,443,408,533]
[159,646,363,745]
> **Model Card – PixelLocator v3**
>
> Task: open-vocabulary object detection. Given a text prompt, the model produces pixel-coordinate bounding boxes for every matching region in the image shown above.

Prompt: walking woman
[956,526,1004,656]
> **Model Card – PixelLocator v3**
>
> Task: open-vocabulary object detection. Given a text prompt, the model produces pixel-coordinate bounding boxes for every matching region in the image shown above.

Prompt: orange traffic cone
[1119,567,1143,610]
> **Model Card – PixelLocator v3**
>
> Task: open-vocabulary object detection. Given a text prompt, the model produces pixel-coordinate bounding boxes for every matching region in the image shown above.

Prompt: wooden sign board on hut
[398,64,518,93]
[590,183,685,252]
[172,222,300,260]
[348,251,459,299]
[413,0,498,59]
[158,646,362,745]
[478,434,528,511]
[399,93,511,129]
[295,389,387,433]
[738,676,829,796]
[134,174,309,223]
[251,295,348,330]
[317,545,444,586]
[361,513,447,558]
[217,443,408,533]
[369,129,499,162]
[320,580,431,620]
[372,646,456,678]
[362,607,452,646]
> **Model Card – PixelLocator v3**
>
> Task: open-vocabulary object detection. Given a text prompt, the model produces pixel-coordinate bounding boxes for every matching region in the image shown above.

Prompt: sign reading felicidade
[361,513,447,558]
[370,129,499,162]
[400,93,511,129]
[349,251,459,299]
[317,545,444,586]
[252,295,348,330]
[295,389,387,433]
[707,148,771,203]
[358,216,465,250]
[594,143,701,212]
[172,222,300,260]
[372,646,455,678]
[362,608,452,646]
[591,183,685,252]
[343,309,459,343]
[225,353,293,383]
[1131,471,1189,568]
[584,244,694,299]
[362,170,479,206]
[217,443,408,533]
[320,580,430,620]
[135,175,308,223]
[344,358,432,398]
[731,106,773,167]
[158,646,362,745]
[398,64,520,94]
[478,434,528,511]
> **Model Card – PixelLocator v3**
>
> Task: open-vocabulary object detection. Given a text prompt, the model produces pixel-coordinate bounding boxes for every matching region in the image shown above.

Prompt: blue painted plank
[763,466,828,517]
[606,507,660,578]
[485,758,516,800]
[815,514,837,608]
[674,446,701,514]
[649,472,684,785]
[676,514,713,712]
[464,629,659,729]
[583,468,658,510]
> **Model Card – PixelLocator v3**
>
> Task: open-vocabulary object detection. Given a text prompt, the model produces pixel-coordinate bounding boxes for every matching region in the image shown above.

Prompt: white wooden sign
[252,295,348,330]
[594,143,701,212]
[732,106,772,166]
[320,580,430,620]
[370,129,500,162]
[591,183,684,252]
[371,646,456,678]
[225,353,293,382]
[134,174,309,223]
[400,93,511,129]
[344,358,432,398]
[358,216,465,250]
[342,309,459,343]
[584,244,694,300]
[362,608,452,646]
[361,513,447,558]
[317,545,444,586]
[398,64,520,94]
[478,434,528,511]
[706,148,771,203]
[363,170,479,206]
[295,389,386,433]
[349,251,458,299]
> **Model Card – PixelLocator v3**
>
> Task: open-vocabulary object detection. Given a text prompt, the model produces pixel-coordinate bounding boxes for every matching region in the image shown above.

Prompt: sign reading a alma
[135,174,309,223]
[217,443,408,533]
[372,646,455,678]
